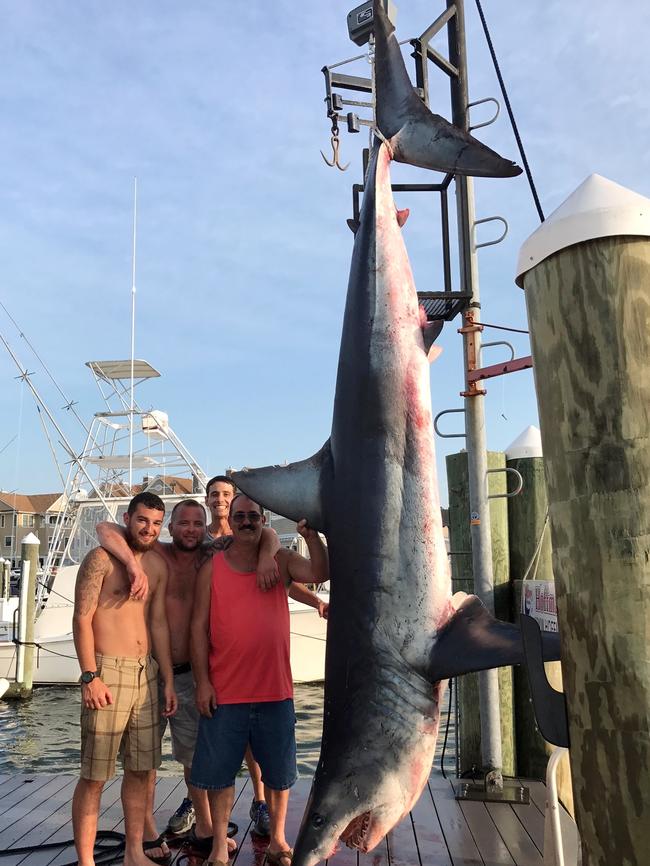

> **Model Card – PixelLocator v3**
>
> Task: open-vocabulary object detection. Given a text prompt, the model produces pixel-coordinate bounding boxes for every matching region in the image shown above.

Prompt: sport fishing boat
[0,358,328,684]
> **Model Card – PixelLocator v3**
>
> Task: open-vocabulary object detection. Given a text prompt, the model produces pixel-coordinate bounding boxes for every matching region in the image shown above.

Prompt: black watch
[80,670,98,684]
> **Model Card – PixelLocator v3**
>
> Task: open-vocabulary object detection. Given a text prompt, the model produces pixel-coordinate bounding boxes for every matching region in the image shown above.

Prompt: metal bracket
[455,770,530,805]
[433,408,465,439]
[487,466,523,500]
[459,310,487,397]
[473,216,508,250]
[479,340,515,363]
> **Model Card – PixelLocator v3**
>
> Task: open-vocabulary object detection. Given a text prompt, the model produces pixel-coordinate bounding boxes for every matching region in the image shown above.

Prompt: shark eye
[311,813,325,829]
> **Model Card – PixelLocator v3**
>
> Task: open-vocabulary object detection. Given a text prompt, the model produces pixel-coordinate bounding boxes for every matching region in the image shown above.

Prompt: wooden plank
[428,773,483,865]
[512,801,544,855]
[151,777,186,828]
[326,841,358,866]
[0,776,79,866]
[0,777,53,820]
[484,804,542,866]
[386,813,421,866]
[16,777,122,866]
[0,776,35,802]
[409,785,452,866]
[358,837,389,866]
[42,777,125,866]
[0,777,72,844]
[456,800,515,866]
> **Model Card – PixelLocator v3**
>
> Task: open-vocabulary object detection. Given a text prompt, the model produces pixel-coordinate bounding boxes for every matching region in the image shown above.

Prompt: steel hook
[320,133,349,172]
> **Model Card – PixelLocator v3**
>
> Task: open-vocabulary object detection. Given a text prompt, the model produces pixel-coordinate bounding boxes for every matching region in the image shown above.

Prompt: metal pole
[129,177,137,493]
[447,0,503,777]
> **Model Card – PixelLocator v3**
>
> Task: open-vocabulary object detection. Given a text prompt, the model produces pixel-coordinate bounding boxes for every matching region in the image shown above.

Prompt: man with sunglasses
[190,495,329,866]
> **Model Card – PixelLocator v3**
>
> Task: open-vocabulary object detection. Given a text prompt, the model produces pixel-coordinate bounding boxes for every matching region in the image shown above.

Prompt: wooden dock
[0,771,578,866]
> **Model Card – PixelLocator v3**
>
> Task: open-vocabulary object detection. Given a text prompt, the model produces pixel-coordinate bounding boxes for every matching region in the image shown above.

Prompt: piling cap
[21,532,40,546]
[516,174,650,287]
[505,425,542,460]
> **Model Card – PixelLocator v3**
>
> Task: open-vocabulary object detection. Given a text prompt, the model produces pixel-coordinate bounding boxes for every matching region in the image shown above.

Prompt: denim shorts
[190,699,297,791]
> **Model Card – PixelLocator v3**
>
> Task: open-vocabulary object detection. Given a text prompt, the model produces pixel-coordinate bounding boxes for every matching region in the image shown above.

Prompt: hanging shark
[232,4,554,864]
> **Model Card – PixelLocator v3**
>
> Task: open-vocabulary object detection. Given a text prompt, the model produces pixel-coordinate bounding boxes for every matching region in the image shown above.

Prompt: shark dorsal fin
[230,440,331,533]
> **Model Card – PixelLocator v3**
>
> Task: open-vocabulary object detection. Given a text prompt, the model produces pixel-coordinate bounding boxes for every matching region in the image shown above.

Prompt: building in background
[0,491,67,567]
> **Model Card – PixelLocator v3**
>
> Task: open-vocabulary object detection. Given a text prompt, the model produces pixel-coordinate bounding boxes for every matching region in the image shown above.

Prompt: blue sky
[1,1,649,506]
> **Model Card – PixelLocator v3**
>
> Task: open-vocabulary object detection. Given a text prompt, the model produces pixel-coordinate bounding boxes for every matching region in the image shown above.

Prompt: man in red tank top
[190,495,329,866]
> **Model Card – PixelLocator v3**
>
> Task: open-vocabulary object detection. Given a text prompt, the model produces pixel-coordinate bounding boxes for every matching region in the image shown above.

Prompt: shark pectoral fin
[421,319,444,356]
[427,594,561,682]
[395,206,410,227]
[230,440,330,532]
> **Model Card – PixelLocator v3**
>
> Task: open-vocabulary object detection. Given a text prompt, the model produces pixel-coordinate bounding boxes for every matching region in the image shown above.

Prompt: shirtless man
[71,492,177,866]
[96,483,326,848]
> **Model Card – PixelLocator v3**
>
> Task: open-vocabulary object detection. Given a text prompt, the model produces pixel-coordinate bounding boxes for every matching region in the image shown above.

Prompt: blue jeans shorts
[190,699,297,791]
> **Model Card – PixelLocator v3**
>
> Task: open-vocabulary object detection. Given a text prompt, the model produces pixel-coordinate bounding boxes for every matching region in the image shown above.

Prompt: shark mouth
[340,812,372,852]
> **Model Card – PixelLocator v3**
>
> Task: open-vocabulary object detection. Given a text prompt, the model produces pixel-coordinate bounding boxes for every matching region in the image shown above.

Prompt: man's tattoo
[75,548,109,615]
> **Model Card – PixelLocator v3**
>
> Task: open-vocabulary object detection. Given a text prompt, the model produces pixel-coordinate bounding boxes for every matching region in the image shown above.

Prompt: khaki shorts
[159,668,199,768]
[80,654,161,781]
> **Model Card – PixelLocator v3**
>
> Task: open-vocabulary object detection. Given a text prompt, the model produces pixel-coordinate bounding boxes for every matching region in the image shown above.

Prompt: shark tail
[373,1,522,179]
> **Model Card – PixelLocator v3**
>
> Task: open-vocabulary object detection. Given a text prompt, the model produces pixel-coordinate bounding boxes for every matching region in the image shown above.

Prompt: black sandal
[143,836,172,866]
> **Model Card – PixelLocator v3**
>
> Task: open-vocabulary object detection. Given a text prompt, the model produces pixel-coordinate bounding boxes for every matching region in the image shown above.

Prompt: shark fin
[421,318,444,355]
[230,440,330,532]
[395,205,410,227]
[373,1,522,179]
[426,594,561,682]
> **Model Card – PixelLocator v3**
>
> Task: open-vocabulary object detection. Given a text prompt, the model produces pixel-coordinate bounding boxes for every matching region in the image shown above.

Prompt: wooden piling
[446,450,514,776]
[523,234,650,866]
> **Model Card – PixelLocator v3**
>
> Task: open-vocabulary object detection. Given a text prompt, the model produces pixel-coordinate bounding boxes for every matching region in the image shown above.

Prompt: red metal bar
[468,354,533,383]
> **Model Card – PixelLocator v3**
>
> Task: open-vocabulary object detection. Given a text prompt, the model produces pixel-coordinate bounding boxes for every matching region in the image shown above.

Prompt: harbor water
[0,682,456,776]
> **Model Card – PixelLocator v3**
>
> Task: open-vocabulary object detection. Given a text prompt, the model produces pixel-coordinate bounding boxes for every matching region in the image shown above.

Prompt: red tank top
[208,551,293,703]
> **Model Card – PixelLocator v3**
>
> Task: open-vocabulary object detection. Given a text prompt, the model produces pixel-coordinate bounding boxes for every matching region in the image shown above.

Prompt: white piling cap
[21,532,40,546]
[516,174,650,287]
[505,425,542,459]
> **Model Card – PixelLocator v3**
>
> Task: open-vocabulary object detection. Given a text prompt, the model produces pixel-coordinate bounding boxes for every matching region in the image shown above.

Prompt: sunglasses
[231,512,263,523]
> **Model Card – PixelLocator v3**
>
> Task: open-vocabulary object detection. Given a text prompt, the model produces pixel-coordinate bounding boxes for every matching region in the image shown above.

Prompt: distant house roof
[0,491,62,514]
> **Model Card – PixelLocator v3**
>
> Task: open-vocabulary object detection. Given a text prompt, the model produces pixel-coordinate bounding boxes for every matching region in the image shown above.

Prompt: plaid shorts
[80,654,161,781]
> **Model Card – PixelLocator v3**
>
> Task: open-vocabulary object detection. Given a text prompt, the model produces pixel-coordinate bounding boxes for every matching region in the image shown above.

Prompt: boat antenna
[0,299,89,434]
[129,177,137,492]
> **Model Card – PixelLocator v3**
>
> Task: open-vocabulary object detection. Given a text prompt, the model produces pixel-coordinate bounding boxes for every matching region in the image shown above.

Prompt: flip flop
[143,835,172,866]
[265,848,293,866]
[187,828,238,855]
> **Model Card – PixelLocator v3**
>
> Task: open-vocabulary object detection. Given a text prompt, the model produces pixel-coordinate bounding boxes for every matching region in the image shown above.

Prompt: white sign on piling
[521,580,558,633]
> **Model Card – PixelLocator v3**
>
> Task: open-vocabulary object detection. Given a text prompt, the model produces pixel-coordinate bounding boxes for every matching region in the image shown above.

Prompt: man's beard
[173,538,201,553]
[125,527,157,552]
